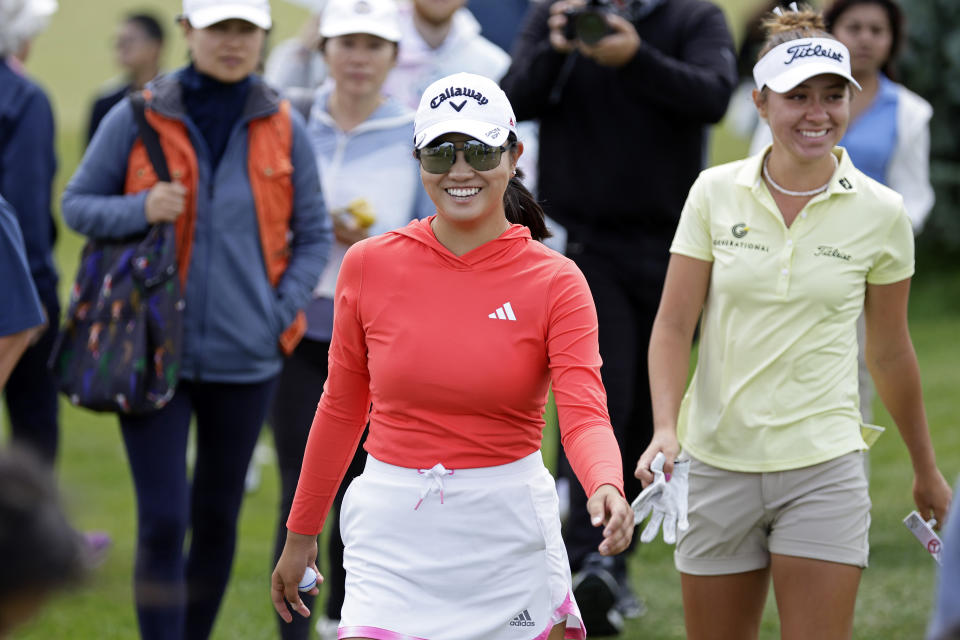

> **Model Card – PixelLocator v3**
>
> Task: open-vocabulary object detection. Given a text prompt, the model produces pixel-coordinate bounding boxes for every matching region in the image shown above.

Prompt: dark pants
[4,289,60,463]
[271,338,366,640]
[560,236,668,577]
[119,377,277,640]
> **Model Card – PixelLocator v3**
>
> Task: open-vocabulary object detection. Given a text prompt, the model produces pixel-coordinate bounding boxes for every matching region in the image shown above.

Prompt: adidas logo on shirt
[488,302,516,321]
[510,609,535,627]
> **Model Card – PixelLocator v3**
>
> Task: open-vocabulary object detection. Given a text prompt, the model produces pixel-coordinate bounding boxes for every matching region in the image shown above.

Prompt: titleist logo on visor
[784,42,844,65]
[429,86,490,109]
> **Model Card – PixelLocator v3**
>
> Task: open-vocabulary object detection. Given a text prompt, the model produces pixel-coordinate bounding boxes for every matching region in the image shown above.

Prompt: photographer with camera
[501,0,736,634]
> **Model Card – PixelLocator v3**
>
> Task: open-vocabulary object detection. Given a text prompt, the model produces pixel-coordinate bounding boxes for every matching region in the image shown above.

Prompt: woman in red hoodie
[271,72,633,640]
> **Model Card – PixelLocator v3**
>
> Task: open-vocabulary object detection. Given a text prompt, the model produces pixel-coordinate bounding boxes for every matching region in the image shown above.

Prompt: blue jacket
[0,58,58,300]
[62,68,332,383]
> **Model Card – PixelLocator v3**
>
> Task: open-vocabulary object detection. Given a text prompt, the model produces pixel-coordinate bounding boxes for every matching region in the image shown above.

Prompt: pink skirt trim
[339,626,428,640]
[538,591,586,640]
[339,592,586,640]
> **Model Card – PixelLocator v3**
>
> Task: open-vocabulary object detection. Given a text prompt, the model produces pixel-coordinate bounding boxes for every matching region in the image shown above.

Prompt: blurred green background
[9,0,960,638]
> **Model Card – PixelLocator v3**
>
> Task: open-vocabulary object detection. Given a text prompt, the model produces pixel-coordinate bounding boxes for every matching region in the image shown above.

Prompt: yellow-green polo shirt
[672,146,914,472]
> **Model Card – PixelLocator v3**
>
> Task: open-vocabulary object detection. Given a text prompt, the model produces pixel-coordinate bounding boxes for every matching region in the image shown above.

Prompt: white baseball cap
[181,0,272,30]
[320,0,401,42]
[414,72,517,149]
[753,37,861,93]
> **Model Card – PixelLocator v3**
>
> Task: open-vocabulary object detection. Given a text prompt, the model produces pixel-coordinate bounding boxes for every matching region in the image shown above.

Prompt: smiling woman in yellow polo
[631,6,953,640]
[671,145,913,472]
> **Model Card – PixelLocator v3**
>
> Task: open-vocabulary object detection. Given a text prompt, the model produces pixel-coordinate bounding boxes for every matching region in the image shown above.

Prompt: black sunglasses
[415,140,515,174]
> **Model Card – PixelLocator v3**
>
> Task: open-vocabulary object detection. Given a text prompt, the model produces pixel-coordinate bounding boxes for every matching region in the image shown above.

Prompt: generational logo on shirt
[510,609,535,627]
[814,245,852,261]
[713,224,769,253]
[488,302,517,321]
[784,41,844,65]
[839,177,853,190]
[430,86,490,110]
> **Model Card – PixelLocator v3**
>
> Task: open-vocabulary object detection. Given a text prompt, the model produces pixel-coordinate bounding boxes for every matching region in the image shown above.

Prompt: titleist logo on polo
[783,42,844,65]
[429,86,490,109]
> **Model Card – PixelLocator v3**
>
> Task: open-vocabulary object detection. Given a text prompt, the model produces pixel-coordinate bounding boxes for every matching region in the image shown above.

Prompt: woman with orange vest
[62,1,331,638]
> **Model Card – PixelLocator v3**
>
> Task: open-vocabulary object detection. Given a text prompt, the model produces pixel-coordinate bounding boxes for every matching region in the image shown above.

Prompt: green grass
[10,0,959,638]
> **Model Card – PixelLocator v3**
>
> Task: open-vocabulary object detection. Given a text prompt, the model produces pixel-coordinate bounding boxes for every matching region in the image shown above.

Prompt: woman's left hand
[586,484,634,555]
[914,466,953,530]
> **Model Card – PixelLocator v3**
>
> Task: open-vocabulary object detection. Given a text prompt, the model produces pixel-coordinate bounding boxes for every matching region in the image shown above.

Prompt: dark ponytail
[503,136,551,241]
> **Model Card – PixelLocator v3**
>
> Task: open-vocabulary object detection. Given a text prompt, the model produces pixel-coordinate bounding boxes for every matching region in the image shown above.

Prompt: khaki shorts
[675,451,871,575]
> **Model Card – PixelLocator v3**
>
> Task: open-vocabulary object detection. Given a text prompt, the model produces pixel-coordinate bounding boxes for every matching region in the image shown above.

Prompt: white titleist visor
[753,37,861,93]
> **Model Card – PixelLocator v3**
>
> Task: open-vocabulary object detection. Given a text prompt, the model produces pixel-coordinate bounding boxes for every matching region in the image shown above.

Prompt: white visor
[413,72,518,149]
[753,37,861,93]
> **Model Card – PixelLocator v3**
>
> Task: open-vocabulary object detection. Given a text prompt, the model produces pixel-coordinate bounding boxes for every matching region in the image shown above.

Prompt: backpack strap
[129,92,171,183]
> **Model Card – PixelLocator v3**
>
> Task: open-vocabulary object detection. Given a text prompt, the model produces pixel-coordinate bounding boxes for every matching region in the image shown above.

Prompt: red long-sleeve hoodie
[287,217,623,534]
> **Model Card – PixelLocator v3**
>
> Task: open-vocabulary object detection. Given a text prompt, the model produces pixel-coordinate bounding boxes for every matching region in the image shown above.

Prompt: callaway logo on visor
[429,86,490,110]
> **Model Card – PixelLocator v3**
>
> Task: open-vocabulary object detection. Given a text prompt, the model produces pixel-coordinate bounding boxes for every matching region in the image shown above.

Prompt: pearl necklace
[763,154,838,197]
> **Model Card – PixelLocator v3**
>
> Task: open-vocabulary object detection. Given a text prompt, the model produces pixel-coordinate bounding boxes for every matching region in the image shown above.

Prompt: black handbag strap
[129,92,171,182]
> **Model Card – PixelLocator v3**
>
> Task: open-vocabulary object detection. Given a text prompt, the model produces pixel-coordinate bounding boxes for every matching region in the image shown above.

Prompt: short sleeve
[867,208,914,285]
[670,174,714,262]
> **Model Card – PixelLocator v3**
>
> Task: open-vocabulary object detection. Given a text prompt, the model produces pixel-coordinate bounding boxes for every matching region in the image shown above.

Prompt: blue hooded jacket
[62,68,332,383]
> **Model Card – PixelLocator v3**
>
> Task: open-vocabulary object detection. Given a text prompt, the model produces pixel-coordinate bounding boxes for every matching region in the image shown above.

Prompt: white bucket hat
[320,0,401,42]
[181,0,271,30]
[753,37,861,93]
[414,72,518,149]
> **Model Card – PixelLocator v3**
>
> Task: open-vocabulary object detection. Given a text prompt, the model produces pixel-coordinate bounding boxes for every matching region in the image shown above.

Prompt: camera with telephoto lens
[563,0,617,45]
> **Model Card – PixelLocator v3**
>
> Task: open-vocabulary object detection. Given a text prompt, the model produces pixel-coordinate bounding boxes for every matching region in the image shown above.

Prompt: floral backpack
[49,94,183,414]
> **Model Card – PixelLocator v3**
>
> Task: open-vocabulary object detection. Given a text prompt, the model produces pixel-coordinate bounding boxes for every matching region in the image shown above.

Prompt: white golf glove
[631,452,690,544]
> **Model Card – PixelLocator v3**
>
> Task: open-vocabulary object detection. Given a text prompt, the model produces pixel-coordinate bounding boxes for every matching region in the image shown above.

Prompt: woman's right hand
[144,181,187,224]
[271,531,321,623]
[635,431,681,487]
[332,212,369,246]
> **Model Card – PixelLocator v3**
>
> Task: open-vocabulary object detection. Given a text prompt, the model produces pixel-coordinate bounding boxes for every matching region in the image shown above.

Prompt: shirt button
[801,212,808,218]
[786,239,793,246]
[781,268,789,275]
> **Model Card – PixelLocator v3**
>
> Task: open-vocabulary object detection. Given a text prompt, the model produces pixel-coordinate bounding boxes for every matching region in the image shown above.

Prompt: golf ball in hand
[298,567,317,592]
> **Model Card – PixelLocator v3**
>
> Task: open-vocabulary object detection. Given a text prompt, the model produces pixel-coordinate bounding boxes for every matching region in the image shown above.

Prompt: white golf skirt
[337,451,586,640]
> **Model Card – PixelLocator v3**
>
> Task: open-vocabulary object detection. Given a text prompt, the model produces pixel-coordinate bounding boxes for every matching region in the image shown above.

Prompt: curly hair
[757,4,834,61]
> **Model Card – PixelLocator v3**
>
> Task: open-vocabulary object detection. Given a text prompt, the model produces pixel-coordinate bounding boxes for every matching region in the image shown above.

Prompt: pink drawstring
[414,463,453,510]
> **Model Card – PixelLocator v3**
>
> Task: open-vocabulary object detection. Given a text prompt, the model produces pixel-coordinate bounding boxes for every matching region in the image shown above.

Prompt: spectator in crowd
[267,1,431,638]
[501,0,737,633]
[263,11,327,93]
[0,0,61,464]
[61,0,331,637]
[0,194,44,391]
[87,12,165,143]
[638,7,951,639]
[272,71,633,640]
[381,0,509,109]
[0,446,88,638]
[466,0,531,53]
